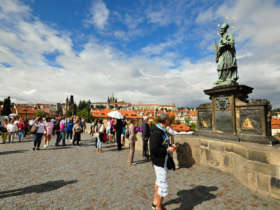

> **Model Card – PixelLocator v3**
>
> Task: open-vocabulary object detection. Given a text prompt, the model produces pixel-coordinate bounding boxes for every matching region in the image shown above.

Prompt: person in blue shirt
[66,118,74,141]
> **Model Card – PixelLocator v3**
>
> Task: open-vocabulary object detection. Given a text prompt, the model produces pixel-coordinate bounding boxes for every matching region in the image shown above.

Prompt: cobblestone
[0,134,279,209]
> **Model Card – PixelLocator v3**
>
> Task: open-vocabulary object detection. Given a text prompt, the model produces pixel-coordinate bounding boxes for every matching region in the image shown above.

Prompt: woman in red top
[17,118,25,142]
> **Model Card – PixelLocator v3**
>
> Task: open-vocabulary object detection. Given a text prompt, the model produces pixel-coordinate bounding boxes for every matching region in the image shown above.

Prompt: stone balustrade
[132,133,280,199]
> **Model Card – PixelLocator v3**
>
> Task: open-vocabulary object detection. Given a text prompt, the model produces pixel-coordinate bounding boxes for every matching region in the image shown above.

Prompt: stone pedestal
[197,84,275,144]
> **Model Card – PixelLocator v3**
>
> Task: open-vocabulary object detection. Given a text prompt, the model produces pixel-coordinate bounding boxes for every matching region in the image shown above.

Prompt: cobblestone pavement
[0,134,279,210]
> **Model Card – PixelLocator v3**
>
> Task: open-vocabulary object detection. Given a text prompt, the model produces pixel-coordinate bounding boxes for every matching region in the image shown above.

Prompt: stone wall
[132,133,280,199]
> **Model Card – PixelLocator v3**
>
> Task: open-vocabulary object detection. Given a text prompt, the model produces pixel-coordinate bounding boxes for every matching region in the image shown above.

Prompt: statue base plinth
[197,84,275,145]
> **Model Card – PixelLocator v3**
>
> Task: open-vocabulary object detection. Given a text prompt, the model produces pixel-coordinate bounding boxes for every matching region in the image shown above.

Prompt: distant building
[91,109,141,120]
[175,109,197,124]
[57,103,63,115]
[107,95,117,104]
[15,106,37,120]
[64,95,76,115]
[133,104,176,111]
[109,101,132,110]
[272,117,280,136]
[91,102,107,109]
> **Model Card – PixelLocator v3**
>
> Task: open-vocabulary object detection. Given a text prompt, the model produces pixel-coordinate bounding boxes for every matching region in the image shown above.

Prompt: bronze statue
[214,23,238,86]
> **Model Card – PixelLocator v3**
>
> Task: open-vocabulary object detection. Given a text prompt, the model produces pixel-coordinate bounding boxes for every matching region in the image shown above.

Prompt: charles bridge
[0,133,280,210]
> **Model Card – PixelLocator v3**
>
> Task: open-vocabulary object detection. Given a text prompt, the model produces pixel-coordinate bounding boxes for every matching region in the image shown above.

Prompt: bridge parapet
[173,134,280,199]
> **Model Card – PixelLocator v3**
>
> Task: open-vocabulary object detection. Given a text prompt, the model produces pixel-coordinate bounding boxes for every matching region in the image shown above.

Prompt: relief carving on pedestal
[216,96,230,110]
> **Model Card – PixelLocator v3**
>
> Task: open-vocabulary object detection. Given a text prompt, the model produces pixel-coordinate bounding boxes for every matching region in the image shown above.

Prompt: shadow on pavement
[0,150,29,155]
[102,144,117,148]
[78,139,95,147]
[0,180,78,199]
[43,146,73,151]
[104,147,129,152]
[163,185,218,210]
[134,159,150,165]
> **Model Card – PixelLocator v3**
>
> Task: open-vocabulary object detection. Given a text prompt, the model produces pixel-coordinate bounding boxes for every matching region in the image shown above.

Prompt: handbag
[167,154,175,171]
[125,130,130,138]
[30,124,38,134]
[0,126,7,133]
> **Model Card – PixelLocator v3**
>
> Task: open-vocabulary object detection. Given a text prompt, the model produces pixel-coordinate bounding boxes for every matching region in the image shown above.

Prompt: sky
[0,0,280,107]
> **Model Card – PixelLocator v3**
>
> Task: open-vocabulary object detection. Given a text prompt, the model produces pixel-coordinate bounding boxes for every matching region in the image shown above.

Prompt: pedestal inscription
[215,110,233,132]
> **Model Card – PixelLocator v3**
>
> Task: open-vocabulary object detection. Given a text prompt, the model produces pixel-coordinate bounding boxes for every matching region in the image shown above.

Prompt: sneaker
[99,149,104,153]
[43,144,47,148]
[128,162,136,167]
[36,147,40,150]
[32,147,35,151]
[152,203,156,210]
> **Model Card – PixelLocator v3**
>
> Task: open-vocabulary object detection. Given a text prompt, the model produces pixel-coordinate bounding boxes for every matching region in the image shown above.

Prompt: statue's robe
[216,33,238,83]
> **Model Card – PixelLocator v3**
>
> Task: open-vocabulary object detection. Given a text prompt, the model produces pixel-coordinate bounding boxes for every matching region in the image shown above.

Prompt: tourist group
[0,112,177,210]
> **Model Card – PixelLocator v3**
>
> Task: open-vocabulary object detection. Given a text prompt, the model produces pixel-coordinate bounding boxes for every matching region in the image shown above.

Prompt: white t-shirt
[7,123,14,132]
[7,123,18,132]
[36,122,45,134]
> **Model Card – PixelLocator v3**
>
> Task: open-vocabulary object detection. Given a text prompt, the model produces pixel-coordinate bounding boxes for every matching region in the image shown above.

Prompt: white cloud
[114,30,128,41]
[195,8,215,23]
[0,0,30,17]
[145,0,194,27]
[0,0,280,109]
[216,0,280,48]
[89,0,109,30]
[141,41,174,56]
[23,89,37,95]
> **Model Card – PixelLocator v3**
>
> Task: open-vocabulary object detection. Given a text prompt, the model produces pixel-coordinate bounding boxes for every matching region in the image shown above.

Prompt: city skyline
[0,0,280,108]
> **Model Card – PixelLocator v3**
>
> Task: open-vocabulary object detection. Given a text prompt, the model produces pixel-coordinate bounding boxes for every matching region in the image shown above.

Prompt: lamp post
[88,100,91,123]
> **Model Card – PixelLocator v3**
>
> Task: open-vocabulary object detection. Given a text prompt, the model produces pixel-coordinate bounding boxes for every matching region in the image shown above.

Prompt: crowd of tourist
[0,113,176,210]
[0,116,29,144]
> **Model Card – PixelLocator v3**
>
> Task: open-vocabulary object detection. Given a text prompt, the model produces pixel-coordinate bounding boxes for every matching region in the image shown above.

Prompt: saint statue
[214,23,238,86]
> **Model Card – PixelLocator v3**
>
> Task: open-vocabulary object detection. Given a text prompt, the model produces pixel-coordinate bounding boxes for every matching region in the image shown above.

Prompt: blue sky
[0,0,280,107]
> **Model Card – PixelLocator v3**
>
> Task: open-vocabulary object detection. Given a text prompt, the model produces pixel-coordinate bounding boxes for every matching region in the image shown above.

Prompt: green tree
[77,108,93,123]
[78,100,89,111]
[190,123,196,131]
[185,117,191,125]
[272,108,280,115]
[178,107,185,110]
[66,110,73,117]
[36,110,47,117]
[96,105,106,109]
[2,96,11,116]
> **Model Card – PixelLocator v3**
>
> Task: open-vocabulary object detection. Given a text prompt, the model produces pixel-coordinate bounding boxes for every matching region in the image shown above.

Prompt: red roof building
[91,109,141,119]
[272,117,280,136]
[15,106,37,120]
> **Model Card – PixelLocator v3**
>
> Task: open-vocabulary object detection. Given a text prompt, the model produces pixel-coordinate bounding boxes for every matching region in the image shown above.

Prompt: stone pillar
[197,84,275,144]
